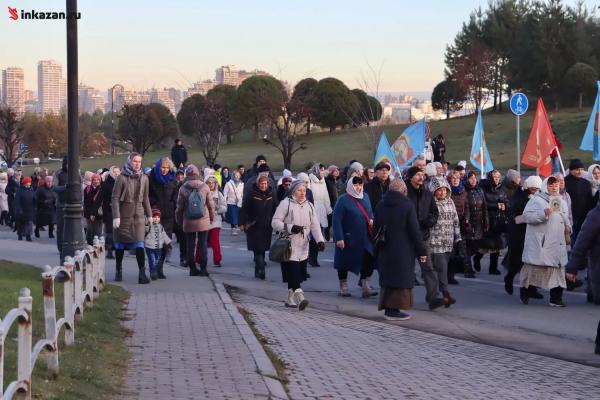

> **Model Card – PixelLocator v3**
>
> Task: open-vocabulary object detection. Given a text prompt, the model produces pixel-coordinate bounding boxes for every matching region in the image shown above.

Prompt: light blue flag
[374,132,399,170]
[579,81,600,160]
[469,109,494,174]
[391,118,427,170]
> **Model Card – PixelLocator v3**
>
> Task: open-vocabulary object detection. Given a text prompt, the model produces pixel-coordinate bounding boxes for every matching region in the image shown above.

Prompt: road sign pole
[516,115,520,174]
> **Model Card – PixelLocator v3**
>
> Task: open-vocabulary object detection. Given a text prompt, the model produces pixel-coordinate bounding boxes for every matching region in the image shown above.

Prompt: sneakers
[293,289,309,311]
[285,289,297,308]
[231,228,239,236]
[428,298,446,311]
[384,309,411,321]
[549,300,566,307]
[338,279,351,297]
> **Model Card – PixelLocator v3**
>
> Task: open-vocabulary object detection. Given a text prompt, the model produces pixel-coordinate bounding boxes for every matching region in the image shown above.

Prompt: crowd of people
[0,138,599,353]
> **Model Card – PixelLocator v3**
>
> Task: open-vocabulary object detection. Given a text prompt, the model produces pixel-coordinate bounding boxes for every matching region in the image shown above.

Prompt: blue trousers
[146,248,162,273]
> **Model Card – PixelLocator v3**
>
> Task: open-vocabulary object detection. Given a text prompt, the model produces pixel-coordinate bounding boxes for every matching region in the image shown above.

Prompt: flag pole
[555,146,566,176]
[480,146,484,179]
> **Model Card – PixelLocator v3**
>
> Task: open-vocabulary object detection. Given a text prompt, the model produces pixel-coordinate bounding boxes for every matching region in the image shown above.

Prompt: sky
[0,0,590,94]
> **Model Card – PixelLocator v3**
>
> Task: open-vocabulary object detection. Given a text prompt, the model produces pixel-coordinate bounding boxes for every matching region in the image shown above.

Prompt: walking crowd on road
[1,137,599,355]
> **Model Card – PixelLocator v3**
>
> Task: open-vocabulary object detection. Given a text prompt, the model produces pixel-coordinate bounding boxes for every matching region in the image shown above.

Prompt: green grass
[22,105,595,174]
[0,261,130,399]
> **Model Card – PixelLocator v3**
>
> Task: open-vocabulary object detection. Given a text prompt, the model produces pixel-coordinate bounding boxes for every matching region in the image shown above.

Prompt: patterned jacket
[429,179,461,254]
[144,221,172,250]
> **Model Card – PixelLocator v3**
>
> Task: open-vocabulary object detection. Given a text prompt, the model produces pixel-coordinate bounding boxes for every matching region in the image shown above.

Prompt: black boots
[157,263,167,279]
[138,267,150,284]
[48,225,55,239]
[115,265,122,282]
[106,248,115,260]
[595,321,600,355]
[473,253,483,272]
[34,227,40,238]
[254,253,265,280]
[489,253,501,275]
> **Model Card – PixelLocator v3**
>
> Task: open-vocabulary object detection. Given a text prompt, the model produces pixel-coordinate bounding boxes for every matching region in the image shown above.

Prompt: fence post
[72,254,84,322]
[41,266,59,376]
[63,257,76,345]
[1,326,4,399]
[17,287,33,400]
[83,250,94,307]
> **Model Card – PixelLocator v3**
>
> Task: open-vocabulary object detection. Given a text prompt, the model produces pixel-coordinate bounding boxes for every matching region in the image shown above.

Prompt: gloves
[113,218,120,229]
[318,242,326,252]
[290,225,303,234]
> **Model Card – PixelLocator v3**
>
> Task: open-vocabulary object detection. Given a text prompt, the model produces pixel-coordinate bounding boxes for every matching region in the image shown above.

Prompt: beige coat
[175,176,215,233]
[111,173,152,243]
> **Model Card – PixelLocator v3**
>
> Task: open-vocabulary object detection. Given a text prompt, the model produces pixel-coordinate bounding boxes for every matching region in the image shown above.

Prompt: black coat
[479,177,507,250]
[364,178,390,212]
[148,170,178,236]
[170,144,188,168]
[83,185,103,219]
[505,188,530,270]
[566,204,600,298]
[565,174,593,224]
[404,180,438,241]
[239,185,277,252]
[5,177,18,209]
[325,175,340,208]
[374,191,426,289]
[15,185,36,222]
[465,184,488,240]
[101,176,116,224]
[34,184,56,226]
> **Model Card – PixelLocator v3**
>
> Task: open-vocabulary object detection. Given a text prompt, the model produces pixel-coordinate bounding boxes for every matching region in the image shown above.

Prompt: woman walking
[374,178,426,320]
[33,176,56,238]
[0,172,8,226]
[272,180,325,310]
[83,173,104,245]
[239,175,276,279]
[203,175,227,268]
[464,171,489,275]
[14,177,36,242]
[223,170,244,235]
[175,165,214,277]
[112,153,153,284]
[332,176,378,298]
[308,163,332,267]
[477,170,507,275]
[520,176,571,306]
[101,166,120,259]
[448,170,474,282]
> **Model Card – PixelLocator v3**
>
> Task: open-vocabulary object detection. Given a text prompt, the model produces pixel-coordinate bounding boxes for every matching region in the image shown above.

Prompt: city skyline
[2,0,584,94]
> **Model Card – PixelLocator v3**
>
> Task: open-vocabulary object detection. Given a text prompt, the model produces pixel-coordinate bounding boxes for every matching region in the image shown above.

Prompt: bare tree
[455,41,495,112]
[0,107,25,167]
[263,98,308,170]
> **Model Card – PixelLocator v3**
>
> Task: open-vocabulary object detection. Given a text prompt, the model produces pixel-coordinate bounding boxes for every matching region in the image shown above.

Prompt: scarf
[450,183,464,194]
[122,154,142,177]
[346,178,364,199]
[153,157,175,185]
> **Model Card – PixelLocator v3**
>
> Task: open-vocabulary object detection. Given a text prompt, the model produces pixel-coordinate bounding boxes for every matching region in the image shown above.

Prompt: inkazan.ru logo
[8,6,81,20]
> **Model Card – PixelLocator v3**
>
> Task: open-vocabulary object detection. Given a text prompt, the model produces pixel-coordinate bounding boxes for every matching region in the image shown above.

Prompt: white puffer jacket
[308,173,332,227]
[209,189,228,229]
[271,197,324,262]
[522,193,570,268]
[223,180,243,207]
[0,182,8,212]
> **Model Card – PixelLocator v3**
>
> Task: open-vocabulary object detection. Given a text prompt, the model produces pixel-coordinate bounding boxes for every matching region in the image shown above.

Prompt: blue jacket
[332,193,373,274]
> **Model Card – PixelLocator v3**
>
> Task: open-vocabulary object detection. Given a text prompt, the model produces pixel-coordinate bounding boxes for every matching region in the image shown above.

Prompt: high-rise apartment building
[1,67,25,115]
[149,88,176,115]
[215,65,239,86]
[37,60,64,114]
[79,84,104,115]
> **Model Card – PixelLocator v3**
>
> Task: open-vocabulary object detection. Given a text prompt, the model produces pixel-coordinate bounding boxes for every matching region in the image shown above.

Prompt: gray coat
[111,174,152,243]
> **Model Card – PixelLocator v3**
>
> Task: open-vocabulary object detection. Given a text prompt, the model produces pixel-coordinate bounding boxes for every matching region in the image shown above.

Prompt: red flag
[521,98,557,177]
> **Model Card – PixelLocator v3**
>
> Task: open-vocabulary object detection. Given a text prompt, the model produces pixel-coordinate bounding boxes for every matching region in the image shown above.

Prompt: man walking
[171,139,188,169]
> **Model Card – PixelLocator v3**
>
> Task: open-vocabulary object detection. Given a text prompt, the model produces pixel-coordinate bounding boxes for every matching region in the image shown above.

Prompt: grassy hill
[24,106,594,174]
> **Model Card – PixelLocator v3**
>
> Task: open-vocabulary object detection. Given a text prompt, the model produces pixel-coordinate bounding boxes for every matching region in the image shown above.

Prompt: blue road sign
[510,93,528,116]
[18,143,26,152]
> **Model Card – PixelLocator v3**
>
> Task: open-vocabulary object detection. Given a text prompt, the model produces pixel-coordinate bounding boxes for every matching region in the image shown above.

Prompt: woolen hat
[569,159,584,170]
[374,161,391,171]
[257,164,270,173]
[22,177,32,185]
[256,155,267,163]
[406,166,421,180]
[152,208,161,217]
[524,176,542,190]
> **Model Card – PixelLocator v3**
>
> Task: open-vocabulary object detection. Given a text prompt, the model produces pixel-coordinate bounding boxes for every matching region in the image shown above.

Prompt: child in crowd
[145,208,172,280]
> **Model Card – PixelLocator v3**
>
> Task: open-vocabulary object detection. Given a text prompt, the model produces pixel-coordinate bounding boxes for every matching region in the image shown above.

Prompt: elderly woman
[477,169,507,275]
[84,173,104,245]
[375,178,426,320]
[112,153,153,284]
[272,180,325,310]
[0,172,8,226]
[223,169,244,235]
[239,175,276,280]
[521,176,571,306]
[33,176,56,239]
[101,166,120,259]
[15,176,36,242]
[586,164,600,206]
[308,163,332,267]
[332,176,378,298]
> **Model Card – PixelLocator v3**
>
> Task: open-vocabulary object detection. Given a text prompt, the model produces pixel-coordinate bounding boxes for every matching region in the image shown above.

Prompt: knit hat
[255,155,267,163]
[296,172,310,184]
[22,177,32,185]
[524,176,542,190]
[257,163,270,173]
[569,159,585,170]
[506,169,520,184]
[281,176,293,185]
[282,169,292,178]
[327,165,339,175]
[425,163,437,177]
[389,178,407,194]
[152,208,161,217]
[406,166,421,180]
[374,161,391,171]
[458,160,467,169]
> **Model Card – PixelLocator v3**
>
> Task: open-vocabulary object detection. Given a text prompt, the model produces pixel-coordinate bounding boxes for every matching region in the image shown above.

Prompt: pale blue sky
[0,0,589,93]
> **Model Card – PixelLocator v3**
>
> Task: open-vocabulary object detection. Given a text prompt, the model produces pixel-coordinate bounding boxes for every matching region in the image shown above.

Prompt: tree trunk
[283,151,292,170]
[306,116,311,136]
[579,92,583,111]
[492,63,498,112]
[254,121,260,141]
[226,133,232,144]
[446,102,450,119]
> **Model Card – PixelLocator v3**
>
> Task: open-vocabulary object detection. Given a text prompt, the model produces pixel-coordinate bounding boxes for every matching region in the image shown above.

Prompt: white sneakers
[285,289,297,308]
[231,227,239,236]
[285,289,308,310]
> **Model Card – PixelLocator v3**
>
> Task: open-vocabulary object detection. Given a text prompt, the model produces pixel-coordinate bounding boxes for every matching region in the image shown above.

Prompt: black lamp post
[61,0,85,261]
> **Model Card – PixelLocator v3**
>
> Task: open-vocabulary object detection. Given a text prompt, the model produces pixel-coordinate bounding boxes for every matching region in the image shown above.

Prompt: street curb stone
[213,280,289,400]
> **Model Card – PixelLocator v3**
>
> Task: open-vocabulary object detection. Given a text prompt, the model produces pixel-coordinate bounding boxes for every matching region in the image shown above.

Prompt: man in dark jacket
[404,166,444,310]
[365,162,391,211]
[52,156,68,253]
[565,159,594,243]
[243,155,275,184]
[170,139,188,169]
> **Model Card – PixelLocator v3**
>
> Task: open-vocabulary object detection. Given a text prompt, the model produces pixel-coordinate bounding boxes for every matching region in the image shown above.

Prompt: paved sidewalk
[236,293,600,400]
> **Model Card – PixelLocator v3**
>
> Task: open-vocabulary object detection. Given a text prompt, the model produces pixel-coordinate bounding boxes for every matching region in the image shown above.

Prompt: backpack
[185,187,205,220]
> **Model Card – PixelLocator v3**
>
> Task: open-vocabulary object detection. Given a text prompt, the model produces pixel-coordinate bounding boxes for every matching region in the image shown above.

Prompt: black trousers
[186,231,208,269]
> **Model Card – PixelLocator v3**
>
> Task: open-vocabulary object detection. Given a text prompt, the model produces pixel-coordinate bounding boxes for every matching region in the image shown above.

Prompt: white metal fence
[0,237,106,400]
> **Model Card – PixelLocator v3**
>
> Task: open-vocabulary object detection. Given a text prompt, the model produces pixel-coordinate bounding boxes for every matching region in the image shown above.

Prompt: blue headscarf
[153,156,175,185]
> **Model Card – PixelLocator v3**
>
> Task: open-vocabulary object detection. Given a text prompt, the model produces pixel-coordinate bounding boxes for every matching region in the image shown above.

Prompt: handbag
[374,224,386,249]
[269,200,292,263]
[351,197,374,238]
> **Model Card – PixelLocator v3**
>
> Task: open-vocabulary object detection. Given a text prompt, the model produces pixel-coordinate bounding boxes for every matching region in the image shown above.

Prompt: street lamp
[61,0,85,261]
[110,83,123,156]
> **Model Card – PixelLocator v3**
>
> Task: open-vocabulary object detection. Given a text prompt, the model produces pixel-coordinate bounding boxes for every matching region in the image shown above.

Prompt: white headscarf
[585,164,600,196]
[346,177,364,199]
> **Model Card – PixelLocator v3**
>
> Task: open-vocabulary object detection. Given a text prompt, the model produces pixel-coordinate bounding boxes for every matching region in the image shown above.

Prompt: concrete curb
[213,281,289,400]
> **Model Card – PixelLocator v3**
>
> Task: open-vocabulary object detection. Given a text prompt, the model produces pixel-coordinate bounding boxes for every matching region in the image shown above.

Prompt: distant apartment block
[37,60,64,114]
[215,65,239,86]
[79,84,105,114]
[2,67,25,115]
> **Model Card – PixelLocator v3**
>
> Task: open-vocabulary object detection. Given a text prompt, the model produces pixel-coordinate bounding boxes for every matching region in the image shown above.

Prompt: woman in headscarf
[148,156,178,275]
[239,175,277,279]
[520,176,571,306]
[332,176,378,298]
[375,178,426,320]
[15,176,36,241]
[272,180,325,310]
[200,175,227,268]
[585,164,600,207]
[101,166,120,259]
[112,153,152,284]
[83,173,104,245]
[307,163,332,268]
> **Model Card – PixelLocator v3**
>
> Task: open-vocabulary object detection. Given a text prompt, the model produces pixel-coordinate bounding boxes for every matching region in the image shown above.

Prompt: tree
[309,78,357,132]
[146,103,178,142]
[232,75,287,140]
[207,84,237,144]
[563,62,598,110]
[117,104,163,156]
[291,78,318,135]
[431,79,466,119]
[79,112,110,156]
[454,41,496,111]
[0,107,24,167]
[349,89,382,126]
[22,112,67,160]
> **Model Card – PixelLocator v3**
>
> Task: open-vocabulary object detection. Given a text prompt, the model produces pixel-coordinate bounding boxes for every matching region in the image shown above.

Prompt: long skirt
[378,287,413,311]
[281,259,308,286]
[520,263,566,290]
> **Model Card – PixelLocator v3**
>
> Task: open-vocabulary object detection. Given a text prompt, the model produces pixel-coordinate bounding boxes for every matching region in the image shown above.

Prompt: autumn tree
[0,107,24,167]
